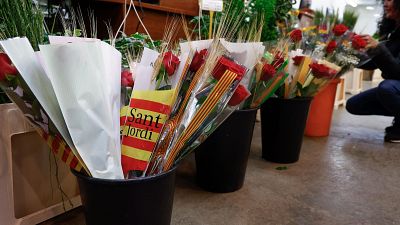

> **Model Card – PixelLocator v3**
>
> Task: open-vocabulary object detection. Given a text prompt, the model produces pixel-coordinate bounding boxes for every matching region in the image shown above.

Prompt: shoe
[385,118,400,132]
[384,126,400,143]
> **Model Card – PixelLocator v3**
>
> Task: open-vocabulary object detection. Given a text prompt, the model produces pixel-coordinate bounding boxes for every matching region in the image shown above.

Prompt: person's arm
[359,34,400,79]
[367,43,400,79]
[356,58,378,70]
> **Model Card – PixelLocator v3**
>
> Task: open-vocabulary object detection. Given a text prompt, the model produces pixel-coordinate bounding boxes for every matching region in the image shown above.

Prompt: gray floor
[40,107,400,225]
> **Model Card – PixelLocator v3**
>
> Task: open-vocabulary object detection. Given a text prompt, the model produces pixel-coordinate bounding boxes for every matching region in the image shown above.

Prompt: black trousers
[346,79,400,126]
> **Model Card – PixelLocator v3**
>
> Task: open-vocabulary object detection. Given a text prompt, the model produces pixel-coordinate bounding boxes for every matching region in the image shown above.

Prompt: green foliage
[314,8,339,26]
[105,32,162,68]
[190,13,223,39]
[0,0,45,51]
[191,0,294,41]
[251,0,294,41]
[190,0,245,40]
[275,0,295,21]
[342,9,358,30]
[298,81,319,97]
[313,8,357,30]
[249,0,277,41]
[313,9,325,26]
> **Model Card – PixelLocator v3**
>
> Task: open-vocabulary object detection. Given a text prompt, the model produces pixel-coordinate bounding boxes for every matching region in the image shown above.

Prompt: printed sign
[120,89,175,175]
[201,0,223,12]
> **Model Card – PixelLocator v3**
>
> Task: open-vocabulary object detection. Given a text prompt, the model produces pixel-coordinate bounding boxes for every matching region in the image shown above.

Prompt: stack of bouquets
[120,38,281,177]
[1,32,287,179]
[283,48,341,98]
[247,49,289,107]
[0,36,260,179]
[300,23,366,77]
[273,23,370,99]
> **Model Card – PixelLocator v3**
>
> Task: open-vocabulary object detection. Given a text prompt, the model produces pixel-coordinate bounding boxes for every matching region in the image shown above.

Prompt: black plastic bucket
[71,167,176,225]
[195,108,258,193]
[261,97,312,163]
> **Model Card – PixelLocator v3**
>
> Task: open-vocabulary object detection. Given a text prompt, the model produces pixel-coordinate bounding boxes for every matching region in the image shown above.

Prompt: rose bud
[292,55,305,66]
[290,29,302,42]
[261,64,276,81]
[272,53,285,70]
[212,56,246,81]
[309,62,338,79]
[228,84,251,106]
[121,70,134,87]
[351,35,367,50]
[332,24,348,36]
[163,51,180,76]
[326,40,337,54]
[0,53,18,81]
[189,49,208,73]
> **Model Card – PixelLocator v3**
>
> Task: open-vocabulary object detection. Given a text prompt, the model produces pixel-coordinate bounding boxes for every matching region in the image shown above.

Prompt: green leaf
[73,29,82,37]
[275,166,288,170]
[196,95,207,107]
[158,85,172,90]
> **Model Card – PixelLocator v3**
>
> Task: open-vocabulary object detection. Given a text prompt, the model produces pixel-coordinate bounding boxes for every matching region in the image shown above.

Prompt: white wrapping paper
[0,38,86,171]
[133,47,188,91]
[288,49,304,81]
[39,41,123,179]
[219,40,265,88]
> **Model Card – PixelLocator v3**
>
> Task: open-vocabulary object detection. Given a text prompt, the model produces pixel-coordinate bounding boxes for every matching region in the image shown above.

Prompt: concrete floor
[40,107,400,225]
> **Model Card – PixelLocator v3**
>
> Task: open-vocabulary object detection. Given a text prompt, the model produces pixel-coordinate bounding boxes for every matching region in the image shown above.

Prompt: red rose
[228,84,251,106]
[162,51,180,76]
[332,24,348,36]
[272,52,285,69]
[189,49,208,72]
[290,29,302,42]
[212,56,246,81]
[292,55,305,66]
[351,35,367,50]
[261,64,276,81]
[0,53,18,81]
[121,70,134,87]
[309,62,338,79]
[326,40,337,54]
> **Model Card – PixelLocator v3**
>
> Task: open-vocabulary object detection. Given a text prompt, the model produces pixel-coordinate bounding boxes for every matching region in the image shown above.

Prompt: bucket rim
[235,107,260,113]
[71,166,177,184]
[269,96,313,102]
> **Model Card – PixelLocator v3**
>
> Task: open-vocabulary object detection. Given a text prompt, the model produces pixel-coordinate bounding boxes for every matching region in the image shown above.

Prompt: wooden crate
[334,76,346,109]
[0,104,81,225]
[345,68,363,95]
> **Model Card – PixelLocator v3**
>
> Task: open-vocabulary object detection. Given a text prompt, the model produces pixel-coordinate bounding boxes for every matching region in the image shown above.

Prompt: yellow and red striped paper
[120,89,175,175]
[37,129,85,173]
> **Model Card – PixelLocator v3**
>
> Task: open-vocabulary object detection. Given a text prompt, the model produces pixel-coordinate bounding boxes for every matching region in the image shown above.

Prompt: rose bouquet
[0,0,292,180]
[297,60,341,96]
[118,36,256,177]
[247,50,289,107]
[299,22,367,79]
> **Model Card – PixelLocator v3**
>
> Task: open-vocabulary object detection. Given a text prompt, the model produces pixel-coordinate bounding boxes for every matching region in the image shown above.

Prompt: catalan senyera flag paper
[121,89,175,175]
[37,129,84,172]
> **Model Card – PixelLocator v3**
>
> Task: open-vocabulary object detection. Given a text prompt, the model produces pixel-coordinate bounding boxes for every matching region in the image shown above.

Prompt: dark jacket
[358,27,400,80]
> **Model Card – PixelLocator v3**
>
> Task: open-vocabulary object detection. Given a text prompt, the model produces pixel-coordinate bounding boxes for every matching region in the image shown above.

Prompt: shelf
[95,0,199,16]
